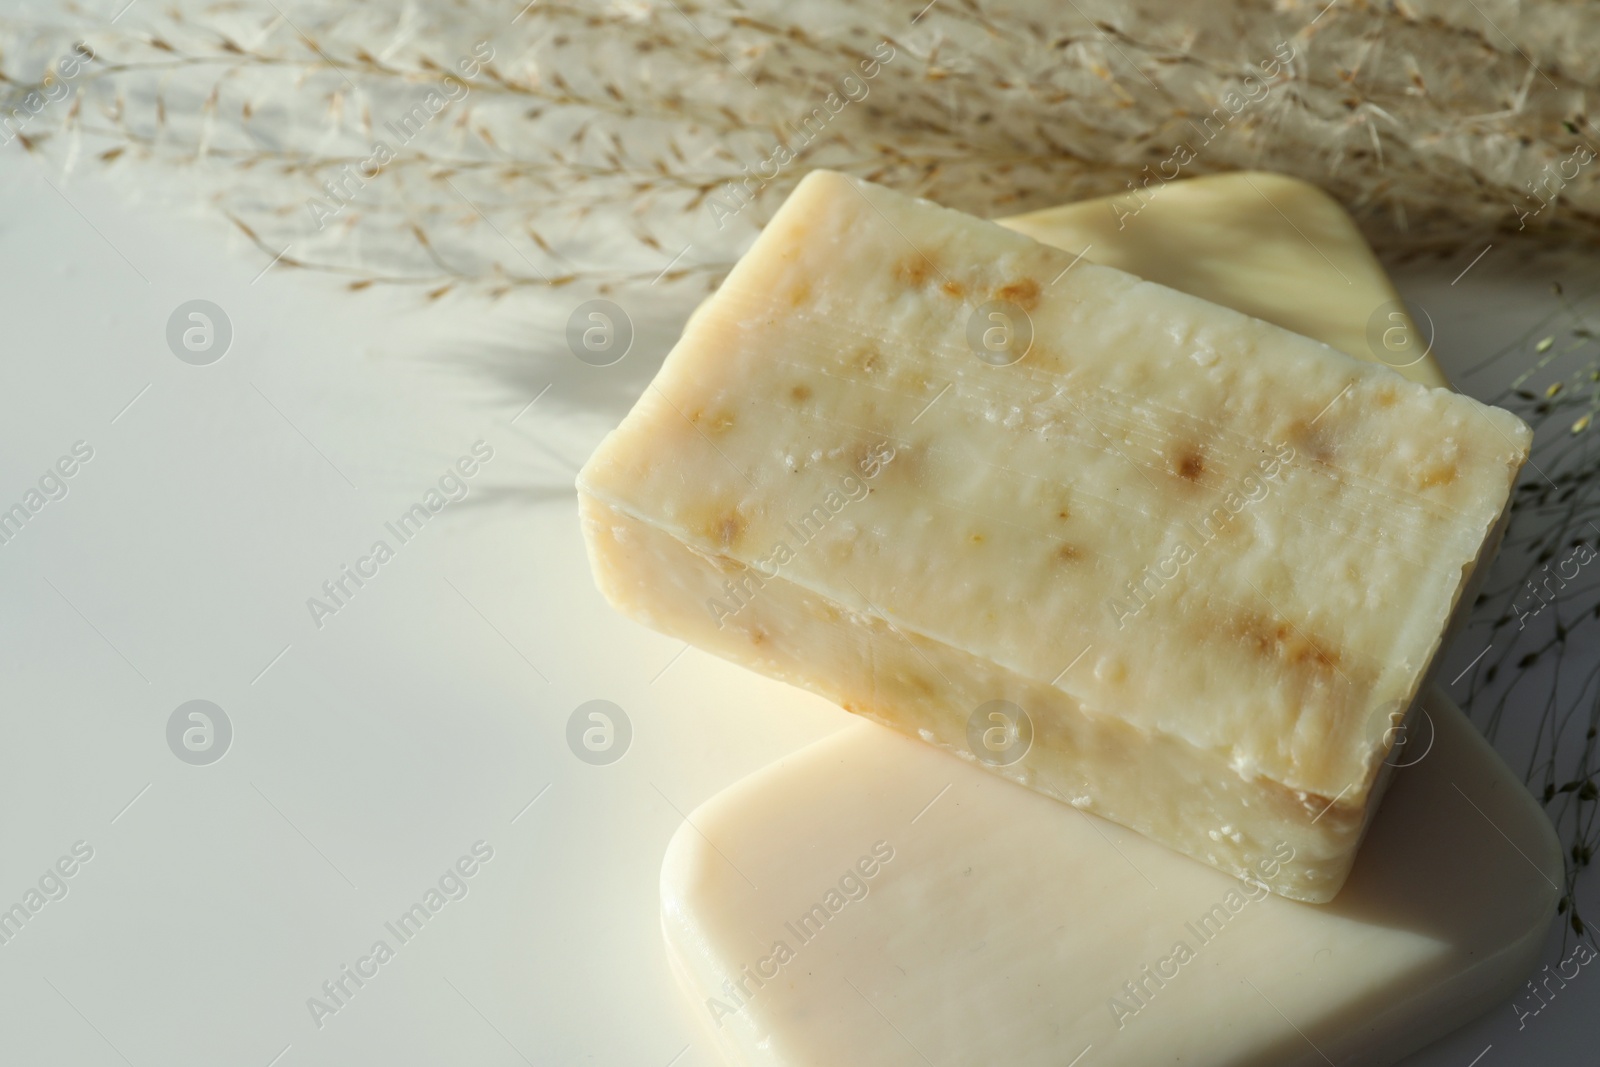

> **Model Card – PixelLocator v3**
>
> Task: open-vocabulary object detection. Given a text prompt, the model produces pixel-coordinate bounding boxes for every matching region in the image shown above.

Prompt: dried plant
[1455,275,1600,948]
[6,0,1600,295]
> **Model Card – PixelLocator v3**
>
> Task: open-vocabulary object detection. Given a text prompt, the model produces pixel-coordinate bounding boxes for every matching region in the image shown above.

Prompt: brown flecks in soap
[1300,790,1341,819]
[790,383,813,404]
[1054,542,1083,563]
[856,344,884,376]
[1175,448,1206,482]
[894,256,935,287]
[996,277,1041,311]
[1234,610,1343,675]
[710,511,746,550]
[750,627,768,646]
[969,532,986,545]
[1287,418,1337,465]
[789,280,811,307]
[870,441,916,486]
[942,280,966,298]
[1414,462,1459,490]
[1258,777,1352,827]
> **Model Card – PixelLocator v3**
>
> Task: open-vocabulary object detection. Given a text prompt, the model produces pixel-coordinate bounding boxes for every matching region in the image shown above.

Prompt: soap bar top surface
[580,170,1530,897]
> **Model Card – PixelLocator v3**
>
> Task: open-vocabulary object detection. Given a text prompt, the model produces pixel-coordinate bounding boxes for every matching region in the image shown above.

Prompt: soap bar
[997,170,1449,388]
[661,689,1562,1067]
[578,169,1531,900]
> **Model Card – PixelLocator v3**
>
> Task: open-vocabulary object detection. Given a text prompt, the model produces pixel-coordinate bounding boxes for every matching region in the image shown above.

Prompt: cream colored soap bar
[578,169,1531,901]
[997,171,1449,388]
[661,689,1561,1067]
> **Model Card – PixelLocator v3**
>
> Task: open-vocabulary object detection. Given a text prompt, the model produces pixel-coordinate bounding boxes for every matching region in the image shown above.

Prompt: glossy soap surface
[661,690,1559,1067]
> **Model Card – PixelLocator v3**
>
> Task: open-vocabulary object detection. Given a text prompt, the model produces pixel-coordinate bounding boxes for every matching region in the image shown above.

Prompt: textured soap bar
[661,690,1561,1067]
[579,170,1530,901]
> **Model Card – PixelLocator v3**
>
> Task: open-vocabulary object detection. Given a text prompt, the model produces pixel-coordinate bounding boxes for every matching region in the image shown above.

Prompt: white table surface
[1,138,1596,1066]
